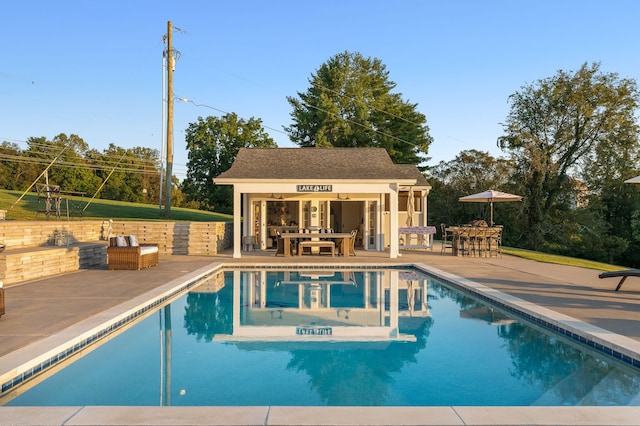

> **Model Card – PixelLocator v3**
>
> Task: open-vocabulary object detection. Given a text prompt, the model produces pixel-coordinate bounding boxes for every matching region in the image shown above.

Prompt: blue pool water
[4,268,640,406]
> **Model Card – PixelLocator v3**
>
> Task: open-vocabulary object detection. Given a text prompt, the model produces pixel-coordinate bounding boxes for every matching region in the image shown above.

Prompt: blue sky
[2,1,640,181]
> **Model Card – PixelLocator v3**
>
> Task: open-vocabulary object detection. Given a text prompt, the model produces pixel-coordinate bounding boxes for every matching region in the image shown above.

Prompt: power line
[178,94,420,148]
[176,97,289,137]
[0,152,185,175]
[309,80,425,128]
[192,60,428,143]
[177,78,425,148]
[298,99,420,148]
[0,137,169,169]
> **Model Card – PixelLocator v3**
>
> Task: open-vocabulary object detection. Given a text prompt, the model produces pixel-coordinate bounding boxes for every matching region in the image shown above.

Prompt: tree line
[184,53,640,267]
[0,134,176,206]
[429,62,640,267]
[3,52,640,267]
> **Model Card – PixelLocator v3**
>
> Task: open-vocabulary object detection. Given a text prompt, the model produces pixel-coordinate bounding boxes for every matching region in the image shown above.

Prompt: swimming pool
[3,267,640,406]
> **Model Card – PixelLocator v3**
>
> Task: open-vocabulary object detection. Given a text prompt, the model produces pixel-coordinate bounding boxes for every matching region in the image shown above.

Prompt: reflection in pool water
[5,268,640,406]
[219,270,430,343]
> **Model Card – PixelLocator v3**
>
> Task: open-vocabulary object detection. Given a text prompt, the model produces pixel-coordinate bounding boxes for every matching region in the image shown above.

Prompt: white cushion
[129,234,139,247]
[115,235,127,247]
[140,246,159,255]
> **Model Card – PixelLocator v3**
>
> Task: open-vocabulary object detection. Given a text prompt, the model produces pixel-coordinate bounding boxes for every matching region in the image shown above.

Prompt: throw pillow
[129,234,139,247]
[115,235,127,247]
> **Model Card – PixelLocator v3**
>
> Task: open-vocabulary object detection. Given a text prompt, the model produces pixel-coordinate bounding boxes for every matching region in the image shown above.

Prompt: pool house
[214,147,432,258]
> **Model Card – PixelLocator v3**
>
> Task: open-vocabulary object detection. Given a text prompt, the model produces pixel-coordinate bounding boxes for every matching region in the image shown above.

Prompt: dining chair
[471,227,488,257]
[465,227,477,257]
[457,227,473,257]
[349,229,357,256]
[274,231,297,256]
[486,226,503,257]
[440,223,453,255]
[274,231,284,256]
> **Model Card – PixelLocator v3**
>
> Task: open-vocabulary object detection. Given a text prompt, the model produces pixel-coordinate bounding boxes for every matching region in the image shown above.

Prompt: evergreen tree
[286,51,432,164]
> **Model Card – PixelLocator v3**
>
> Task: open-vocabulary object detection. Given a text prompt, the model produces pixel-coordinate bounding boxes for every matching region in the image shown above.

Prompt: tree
[91,144,162,204]
[46,134,102,195]
[94,144,135,202]
[183,113,276,214]
[430,149,514,194]
[130,146,162,205]
[582,126,640,265]
[0,134,167,206]
[285,51,433,165]
[498,62,640,250]
[19,134,102,195]
[0,141,30,190]
[427,150,520,242]
[18,136,53,188]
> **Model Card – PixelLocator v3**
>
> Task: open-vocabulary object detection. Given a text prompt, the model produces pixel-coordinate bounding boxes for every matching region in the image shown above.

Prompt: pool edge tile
[412,262,640,369]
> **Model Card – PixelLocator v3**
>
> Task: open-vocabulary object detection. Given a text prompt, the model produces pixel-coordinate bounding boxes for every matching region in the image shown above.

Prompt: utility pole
[159,48,166,213]
[164,20,174,218]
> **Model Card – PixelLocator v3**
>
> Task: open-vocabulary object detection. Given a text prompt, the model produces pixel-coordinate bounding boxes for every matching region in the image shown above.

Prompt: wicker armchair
[107,236,159,270]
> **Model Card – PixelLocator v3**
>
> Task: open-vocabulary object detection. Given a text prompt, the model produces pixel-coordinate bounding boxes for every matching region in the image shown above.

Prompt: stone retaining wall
[0,243,107,284]
[0,220,233,285]
[107,221,233,255]
[0,220,233,254]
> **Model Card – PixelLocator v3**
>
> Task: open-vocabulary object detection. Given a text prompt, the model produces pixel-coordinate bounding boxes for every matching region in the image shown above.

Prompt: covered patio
[214,148,431,258]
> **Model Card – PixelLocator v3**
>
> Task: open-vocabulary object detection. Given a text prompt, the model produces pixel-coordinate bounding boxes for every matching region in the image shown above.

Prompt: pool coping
[412,263,640,370]
[2,261,640,425]
[2,405,640,425]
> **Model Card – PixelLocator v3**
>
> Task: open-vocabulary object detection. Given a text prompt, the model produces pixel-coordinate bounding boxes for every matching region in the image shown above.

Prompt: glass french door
[368,201,376,248]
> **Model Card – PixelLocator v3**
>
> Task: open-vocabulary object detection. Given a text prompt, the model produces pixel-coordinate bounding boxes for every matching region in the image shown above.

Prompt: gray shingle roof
[215,148,428,183]
[395,164,430,187]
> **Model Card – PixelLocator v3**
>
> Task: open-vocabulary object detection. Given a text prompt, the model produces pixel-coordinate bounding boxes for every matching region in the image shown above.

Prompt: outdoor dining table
[280,232,354,257]
[446,226,502,257]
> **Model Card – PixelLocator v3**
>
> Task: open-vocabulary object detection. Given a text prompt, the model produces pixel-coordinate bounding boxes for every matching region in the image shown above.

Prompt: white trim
[389,183,399,259]
[215,178,416,185]
[233,190,241,258]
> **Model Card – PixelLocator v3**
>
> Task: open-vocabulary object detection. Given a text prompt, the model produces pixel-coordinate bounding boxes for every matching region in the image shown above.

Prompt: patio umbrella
[406,186,415,226]
[458,189,522,226]
[624,176,640,184]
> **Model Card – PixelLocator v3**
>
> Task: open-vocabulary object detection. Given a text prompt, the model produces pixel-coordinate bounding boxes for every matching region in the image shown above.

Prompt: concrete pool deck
[1,246,640,425]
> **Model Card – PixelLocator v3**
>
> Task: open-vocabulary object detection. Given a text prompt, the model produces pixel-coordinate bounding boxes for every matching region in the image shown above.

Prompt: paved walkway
[1,246,640,425]
[0,255,219,357]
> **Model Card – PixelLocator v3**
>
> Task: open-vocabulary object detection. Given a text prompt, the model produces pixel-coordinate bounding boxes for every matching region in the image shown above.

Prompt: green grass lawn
[0,189,232,222]
[501,247,624,272]
[435,238,624,272]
